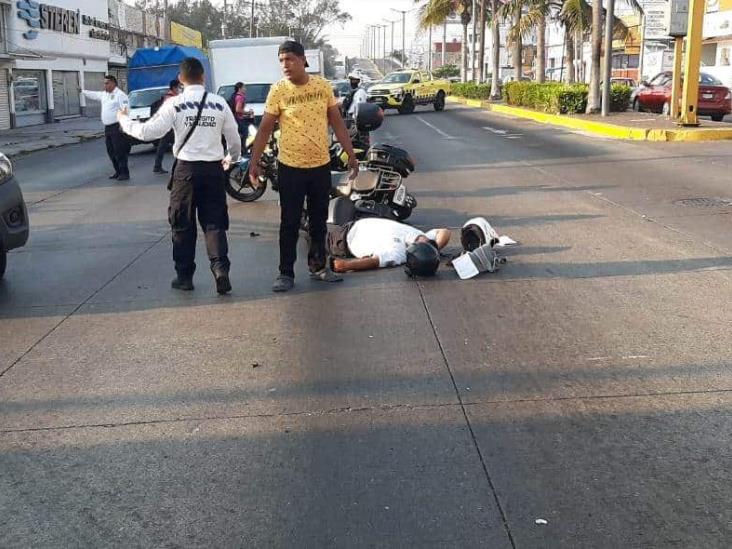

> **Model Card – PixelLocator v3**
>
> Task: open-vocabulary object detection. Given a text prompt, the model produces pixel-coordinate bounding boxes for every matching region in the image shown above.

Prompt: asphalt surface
[1,104,731,547]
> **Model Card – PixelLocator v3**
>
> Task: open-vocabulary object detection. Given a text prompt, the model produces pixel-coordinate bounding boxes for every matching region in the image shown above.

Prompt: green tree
[416,0,473,83]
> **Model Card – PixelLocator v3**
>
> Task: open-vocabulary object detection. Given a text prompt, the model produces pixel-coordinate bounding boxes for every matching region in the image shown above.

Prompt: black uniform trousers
[278,162,331,277]
[168,160,230,277]
[104,123,131,177]
[154,130,174,171]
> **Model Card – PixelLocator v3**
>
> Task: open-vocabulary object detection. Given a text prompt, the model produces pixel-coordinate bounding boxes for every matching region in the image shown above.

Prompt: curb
[3,131,104,160]
[448,96,732,142]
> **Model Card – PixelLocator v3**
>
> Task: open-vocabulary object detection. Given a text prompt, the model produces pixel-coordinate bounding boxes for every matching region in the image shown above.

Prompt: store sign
[17,1,109,41]
[642,0,671,40]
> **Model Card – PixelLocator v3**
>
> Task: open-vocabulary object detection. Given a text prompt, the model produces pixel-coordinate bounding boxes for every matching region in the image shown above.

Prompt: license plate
[393,185,406,206]
[703,93,714,100]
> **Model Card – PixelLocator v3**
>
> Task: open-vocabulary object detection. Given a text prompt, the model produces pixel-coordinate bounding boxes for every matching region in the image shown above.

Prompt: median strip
[448,96,732,142]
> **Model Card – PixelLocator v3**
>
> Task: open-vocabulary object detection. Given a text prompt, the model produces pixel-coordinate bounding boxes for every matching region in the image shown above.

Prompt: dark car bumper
[0,175,29,251]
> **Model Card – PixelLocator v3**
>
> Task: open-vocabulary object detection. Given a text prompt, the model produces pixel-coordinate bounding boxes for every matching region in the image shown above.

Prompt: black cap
[278,40,309,68]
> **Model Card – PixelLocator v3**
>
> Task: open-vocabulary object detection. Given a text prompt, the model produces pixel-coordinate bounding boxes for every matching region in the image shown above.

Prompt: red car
[633,71,731,121]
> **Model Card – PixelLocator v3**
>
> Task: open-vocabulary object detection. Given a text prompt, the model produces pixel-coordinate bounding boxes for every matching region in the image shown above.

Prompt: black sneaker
[109,173,119,179]
[310,268,343,283]
[272,274,294,292]
[213,271,232,295]
[117,174,130,181]
[153,168,168,174]
[171,275,194,291]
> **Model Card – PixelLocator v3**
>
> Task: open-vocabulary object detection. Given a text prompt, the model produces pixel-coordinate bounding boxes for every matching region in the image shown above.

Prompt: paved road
[1,106,731,547]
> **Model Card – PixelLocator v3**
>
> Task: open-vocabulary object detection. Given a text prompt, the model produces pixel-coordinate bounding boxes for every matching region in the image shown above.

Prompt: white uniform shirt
[119,85,241,163]
[348,88,368,116]
[346,218,439,267]
[82,88,129,126]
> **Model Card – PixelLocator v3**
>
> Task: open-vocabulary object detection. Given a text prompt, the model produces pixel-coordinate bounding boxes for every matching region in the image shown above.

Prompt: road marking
[416,116,454,139]
[505,135,523,139]
[482,125,507,134]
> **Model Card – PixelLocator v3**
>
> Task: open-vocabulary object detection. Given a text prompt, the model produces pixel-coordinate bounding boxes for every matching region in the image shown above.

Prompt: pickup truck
[367,70,451,115]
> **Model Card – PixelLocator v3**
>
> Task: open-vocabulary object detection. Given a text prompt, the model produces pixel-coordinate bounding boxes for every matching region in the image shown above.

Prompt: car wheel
[434,91,446,111]
[711,113,725,122]
[398,95,415,115]
[632,98,641,112]
[0,249,6,279]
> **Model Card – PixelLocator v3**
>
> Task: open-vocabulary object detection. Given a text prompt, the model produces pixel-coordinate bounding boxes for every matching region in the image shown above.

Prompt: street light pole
[391,8,409,70]
[221,0,228,38]
[250,0,255,38]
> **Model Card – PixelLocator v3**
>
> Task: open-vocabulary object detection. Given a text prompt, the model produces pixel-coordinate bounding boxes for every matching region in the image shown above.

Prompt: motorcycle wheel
[394,205,413,221]
[225,164,267,202]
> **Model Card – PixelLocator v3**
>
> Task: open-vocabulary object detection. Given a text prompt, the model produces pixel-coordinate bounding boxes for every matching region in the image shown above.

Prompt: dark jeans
[278,162,331,277]
[104,123,131,177]
[154,130,174,171]
[168,160,230,277]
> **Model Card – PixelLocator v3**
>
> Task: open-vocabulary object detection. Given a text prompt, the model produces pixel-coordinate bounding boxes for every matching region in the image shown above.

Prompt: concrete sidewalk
[0,117,104,159]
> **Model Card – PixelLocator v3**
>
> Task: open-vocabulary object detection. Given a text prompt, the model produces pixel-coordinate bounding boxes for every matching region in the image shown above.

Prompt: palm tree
[490,0,501,97]
[500,0,524,79]
[416,0,473,82]
[586,0,602,112]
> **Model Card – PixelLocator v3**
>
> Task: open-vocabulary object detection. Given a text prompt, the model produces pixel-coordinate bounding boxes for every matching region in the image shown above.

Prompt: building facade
[7,0,111,126]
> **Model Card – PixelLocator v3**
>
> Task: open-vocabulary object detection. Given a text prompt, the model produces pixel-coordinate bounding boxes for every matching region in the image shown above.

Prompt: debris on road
[535,519,548,525]
[250,232,261,238]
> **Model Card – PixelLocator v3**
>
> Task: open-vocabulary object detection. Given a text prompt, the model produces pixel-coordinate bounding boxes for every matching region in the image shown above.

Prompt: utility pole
[250,0,255,38]
[391,8,409,70]
[384,19,397,71]
[442,21,447,67]
[601,0,615,116]
[428,26,433,71]
[221,0,228,38]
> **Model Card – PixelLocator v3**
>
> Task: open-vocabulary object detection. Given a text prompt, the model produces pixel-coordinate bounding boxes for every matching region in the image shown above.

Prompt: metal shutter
[83,72,105,118]
[0,70,10,130]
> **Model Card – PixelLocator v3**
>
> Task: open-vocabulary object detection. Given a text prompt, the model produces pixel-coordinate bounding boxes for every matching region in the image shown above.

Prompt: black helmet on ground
[405,241,440,277]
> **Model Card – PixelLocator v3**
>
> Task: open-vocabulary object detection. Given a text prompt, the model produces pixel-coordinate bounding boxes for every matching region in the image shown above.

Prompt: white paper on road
[453,253,481,279]
[496,235,518,247]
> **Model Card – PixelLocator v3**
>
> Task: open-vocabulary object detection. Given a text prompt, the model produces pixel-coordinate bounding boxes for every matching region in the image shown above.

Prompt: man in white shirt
[117,58,241,295]
[328,217,451,272]
[82,75,131,180]
[346,73,368,118]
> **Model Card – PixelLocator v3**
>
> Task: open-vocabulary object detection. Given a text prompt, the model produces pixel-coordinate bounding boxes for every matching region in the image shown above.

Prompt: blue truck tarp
[128,46,213,92]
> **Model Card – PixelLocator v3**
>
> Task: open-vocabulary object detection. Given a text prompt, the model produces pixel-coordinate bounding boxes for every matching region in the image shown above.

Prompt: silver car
[0,152,29,278]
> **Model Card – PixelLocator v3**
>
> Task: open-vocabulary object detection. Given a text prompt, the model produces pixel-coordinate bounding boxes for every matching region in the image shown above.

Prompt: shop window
[13,71,46,114]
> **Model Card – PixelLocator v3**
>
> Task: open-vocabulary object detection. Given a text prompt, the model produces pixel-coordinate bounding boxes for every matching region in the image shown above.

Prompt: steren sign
[16,1,110,41]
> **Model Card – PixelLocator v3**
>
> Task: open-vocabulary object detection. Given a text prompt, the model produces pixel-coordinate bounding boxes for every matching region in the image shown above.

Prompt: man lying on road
[327,217,451,273]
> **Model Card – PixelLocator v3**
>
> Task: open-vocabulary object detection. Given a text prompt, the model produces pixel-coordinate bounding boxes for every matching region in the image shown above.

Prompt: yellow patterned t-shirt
[264,76,338,169]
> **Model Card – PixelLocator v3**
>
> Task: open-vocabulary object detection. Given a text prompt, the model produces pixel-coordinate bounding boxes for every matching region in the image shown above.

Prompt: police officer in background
[117,58,241,295]
[82,75,131,181]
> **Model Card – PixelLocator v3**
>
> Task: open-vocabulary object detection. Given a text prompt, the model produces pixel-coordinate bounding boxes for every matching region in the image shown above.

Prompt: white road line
[505,135,523,139]
[482,125,507,134]
[416,116,454,139]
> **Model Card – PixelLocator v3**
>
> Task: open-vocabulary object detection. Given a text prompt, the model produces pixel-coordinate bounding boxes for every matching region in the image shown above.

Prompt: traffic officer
[117,57,241,295]
[82,75,131,181]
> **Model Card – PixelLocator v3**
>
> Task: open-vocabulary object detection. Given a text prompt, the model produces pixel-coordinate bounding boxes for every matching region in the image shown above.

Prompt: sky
[196,0,464,59]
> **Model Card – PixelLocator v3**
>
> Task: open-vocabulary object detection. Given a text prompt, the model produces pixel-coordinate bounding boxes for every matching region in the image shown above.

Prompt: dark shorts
[326,222,354,259]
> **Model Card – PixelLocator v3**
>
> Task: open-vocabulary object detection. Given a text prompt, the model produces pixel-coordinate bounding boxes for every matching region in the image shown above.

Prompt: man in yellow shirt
[250,40,359,292]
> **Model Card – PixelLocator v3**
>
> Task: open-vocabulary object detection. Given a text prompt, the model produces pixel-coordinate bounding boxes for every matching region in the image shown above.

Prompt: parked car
[611,77,636,87]
[0,152,29,279]
[633,71,731,121]
[127,86,168,147]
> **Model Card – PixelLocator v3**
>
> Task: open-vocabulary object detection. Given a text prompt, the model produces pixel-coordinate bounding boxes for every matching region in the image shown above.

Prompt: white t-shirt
[346,218,439,268]
[82,88,129,126]
[348,88,368,116]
